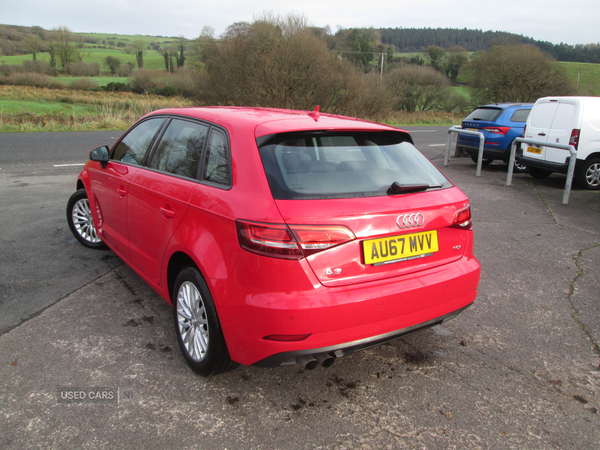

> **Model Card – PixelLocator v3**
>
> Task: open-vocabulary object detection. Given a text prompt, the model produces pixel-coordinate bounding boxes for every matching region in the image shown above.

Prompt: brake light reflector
[263,334,311,341]
[569,129,580,150]
[451,205,472,230]
[236,220,355,259]
[483,126,510,134]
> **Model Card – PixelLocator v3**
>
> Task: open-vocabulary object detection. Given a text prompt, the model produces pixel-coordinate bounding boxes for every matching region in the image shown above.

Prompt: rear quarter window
[258,132,451,200]
[510,109,531,123]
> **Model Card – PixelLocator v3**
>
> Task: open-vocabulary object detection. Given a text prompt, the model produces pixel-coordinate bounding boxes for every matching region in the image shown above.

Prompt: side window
[510,109,531,123]
[149,119,208,178]
[203,129,230,185]
[112,118,164,164]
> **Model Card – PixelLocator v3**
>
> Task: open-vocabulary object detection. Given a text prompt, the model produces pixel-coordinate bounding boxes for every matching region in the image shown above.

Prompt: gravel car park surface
[1,128,598,449]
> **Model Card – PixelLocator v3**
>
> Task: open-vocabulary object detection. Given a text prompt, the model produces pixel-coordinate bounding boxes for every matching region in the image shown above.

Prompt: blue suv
[456,103,533,171]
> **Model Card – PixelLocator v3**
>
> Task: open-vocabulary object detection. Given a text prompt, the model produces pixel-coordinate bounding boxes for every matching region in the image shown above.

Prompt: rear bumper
[213,251,480,366]
[458,142,510,161]
[516,153,571,174]
[253,302,472,367]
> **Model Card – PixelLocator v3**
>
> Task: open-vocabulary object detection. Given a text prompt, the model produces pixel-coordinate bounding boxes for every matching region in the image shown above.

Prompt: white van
[517,96,600,189]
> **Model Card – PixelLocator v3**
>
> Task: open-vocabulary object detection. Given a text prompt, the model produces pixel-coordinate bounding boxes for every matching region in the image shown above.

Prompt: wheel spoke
[586,163,600,187]
[176,280,209,362]
[71,198,102,244]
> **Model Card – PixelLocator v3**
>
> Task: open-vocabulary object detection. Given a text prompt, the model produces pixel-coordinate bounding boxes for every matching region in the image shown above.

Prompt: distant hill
[378,28,600,63]
[2,23,599,64]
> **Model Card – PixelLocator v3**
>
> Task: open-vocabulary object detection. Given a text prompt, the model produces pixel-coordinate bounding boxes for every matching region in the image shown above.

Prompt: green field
[0,30,180,72]
[1,48,167,72]
[558,61,600,96]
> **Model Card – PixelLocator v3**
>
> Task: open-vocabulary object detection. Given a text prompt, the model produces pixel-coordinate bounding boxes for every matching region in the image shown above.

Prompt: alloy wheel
[176,281,209,362]
[585,162,600,188]
[71,198,102,244]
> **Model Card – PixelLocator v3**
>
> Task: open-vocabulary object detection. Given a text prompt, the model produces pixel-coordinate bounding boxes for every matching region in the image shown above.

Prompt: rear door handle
[538,132,546,136]
[160,207,175,219]
[117,187,127,197]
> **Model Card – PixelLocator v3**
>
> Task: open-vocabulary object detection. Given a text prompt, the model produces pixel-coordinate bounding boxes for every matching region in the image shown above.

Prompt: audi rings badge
[396,213,425,229]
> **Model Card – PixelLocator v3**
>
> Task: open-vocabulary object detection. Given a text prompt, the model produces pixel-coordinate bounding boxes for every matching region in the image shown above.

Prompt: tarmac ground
[1,130,599,449]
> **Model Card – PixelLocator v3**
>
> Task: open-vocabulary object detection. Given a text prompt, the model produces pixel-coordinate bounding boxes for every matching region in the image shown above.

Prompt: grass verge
[0,85,465,132]
[0,85,194,132]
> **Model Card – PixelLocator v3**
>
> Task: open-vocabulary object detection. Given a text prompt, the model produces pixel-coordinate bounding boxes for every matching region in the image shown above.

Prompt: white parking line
[429,144,446,147]
[53,163,85,167]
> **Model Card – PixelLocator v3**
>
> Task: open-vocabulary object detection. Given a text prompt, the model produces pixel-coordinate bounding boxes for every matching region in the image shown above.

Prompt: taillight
[451,205,472,230]
[289,225,356,256]
[569,129,580,150]
[522,125,527,137]
[483,126,510,135]
[236,220,355,259]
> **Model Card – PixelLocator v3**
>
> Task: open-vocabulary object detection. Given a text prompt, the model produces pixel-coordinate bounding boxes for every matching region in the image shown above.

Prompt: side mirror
[90,146,109,168]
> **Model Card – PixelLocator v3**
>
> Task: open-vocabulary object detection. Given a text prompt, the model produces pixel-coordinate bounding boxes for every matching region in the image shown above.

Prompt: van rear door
[524,98,580,165]
[545,100,578,164]
[523,99,558,162]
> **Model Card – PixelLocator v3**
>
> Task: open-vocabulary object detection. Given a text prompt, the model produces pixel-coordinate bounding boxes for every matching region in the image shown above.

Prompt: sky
[2,0,598,46]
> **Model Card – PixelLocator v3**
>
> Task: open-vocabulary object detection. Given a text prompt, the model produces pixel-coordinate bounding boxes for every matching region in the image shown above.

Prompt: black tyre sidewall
[172,267,231,376]
[66,189,106,249]
[527,167,552,179]
[470,155,493,165]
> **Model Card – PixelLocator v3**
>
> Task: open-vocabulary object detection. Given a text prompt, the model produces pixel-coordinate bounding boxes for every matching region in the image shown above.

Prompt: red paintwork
[77,107,480,366]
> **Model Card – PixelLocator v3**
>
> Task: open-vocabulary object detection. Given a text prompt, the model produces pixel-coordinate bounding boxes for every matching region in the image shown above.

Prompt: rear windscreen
[464,108,502,121]
[258,131,452,200]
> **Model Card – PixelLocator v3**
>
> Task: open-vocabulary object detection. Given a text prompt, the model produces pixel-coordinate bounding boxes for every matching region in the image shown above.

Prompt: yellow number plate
[466,128,478,132]
[363,230,439,266]
[527,146,543,155]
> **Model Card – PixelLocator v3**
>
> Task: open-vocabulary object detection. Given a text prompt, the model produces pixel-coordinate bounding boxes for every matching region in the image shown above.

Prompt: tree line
[378,27,600,64]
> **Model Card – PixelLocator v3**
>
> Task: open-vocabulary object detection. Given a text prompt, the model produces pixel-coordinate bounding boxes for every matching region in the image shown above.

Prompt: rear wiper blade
[388,182,441,194]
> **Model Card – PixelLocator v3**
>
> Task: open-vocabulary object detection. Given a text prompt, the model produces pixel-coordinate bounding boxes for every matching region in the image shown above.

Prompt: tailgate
[275,187,471,287]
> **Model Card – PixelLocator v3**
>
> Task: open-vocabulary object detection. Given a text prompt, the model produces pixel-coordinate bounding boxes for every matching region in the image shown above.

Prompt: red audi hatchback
[67,107,480,376]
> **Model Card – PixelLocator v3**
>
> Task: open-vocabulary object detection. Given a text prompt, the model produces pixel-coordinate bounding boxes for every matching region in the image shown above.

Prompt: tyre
[470,155,493,165]
[66,189,106,249]
[527,167,552,179]
[172,267,237,376]
[575,158,600,190]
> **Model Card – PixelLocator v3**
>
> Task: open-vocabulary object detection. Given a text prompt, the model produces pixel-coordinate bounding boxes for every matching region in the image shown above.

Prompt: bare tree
[25,34,42,60]
[423,45,446,72]
[195,14,340,110]
[188,26,215,68]
[445,46,469,83]
[51,26,77,70]
[463,44,575,103]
